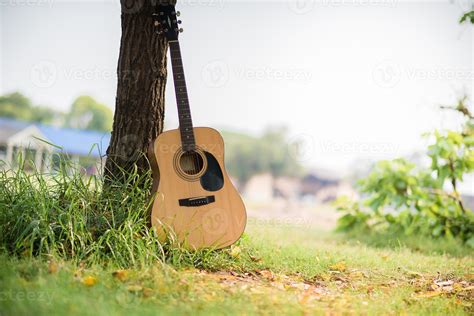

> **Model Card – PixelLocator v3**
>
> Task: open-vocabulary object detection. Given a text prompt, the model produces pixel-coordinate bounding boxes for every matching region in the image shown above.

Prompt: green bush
[336,99,474,247]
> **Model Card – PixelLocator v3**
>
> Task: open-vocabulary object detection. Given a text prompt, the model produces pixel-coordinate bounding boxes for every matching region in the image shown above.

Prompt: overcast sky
[1,0,473,181]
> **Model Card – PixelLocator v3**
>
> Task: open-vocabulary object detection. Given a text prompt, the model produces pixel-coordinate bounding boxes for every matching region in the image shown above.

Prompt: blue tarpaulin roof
[0,117,111,157]
[40,125,110,157]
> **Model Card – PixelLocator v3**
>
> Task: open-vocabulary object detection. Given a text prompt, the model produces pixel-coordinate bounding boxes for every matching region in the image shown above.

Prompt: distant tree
[66,96,113,132]
[222,131,264,183]
[31,106,61,125]
[260,127,303,178]
[0,92,33,120]
[223,127,304,184]
[0,92,60,124]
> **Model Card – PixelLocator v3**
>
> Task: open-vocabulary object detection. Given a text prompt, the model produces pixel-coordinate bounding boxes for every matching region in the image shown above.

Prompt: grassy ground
[0,166,473,315]
[1,223,473,316]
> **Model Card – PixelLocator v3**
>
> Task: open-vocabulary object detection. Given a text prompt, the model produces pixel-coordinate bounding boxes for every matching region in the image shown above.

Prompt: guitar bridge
[179,195,215,207]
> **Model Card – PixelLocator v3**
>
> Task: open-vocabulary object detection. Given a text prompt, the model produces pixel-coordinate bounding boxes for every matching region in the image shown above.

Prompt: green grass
[1,225,472,315]
[0,163,236,269]
[336,227,473,258]
[0,164,473,315]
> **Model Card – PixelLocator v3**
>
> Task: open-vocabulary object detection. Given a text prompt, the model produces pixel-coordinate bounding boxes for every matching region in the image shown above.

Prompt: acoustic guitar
[148,4,247,249]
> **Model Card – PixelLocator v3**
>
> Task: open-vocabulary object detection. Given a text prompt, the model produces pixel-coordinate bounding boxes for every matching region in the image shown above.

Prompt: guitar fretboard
[169,40,195,152]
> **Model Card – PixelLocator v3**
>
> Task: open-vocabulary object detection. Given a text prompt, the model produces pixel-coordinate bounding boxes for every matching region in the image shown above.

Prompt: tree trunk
[105,0,168,183]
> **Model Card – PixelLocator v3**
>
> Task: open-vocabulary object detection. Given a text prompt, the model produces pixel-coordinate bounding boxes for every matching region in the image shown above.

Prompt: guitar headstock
[154,4,182,41]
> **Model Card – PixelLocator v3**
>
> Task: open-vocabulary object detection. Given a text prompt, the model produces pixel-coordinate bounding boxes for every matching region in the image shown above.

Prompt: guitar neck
[169,40,195,151]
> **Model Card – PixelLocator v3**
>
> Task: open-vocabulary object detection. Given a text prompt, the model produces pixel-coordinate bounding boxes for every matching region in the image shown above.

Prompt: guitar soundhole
[179,151,204,176]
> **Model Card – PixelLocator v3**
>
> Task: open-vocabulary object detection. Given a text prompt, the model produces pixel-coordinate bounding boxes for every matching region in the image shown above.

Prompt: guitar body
[150,5,246,249]
[149,127,247,249]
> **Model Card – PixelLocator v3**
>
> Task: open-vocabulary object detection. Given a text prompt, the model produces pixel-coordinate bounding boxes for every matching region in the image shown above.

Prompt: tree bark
[105,0,168,182]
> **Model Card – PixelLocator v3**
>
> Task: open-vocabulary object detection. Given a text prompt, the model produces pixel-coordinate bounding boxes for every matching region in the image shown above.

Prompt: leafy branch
[460,10,474,24]
[336,98,474,247]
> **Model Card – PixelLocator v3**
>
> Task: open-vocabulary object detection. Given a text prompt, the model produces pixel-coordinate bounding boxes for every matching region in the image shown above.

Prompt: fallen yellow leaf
[249,255,262,262]
[349,271,364,279]
[416,291,442,298]
[82,276,97,287]
[329,262,347,272]
[127,285,143,292]
[463,273,474,280]
[143,287,153,297]
[404,270,423,278]
[112,269,128,282]
[48,260,58,274]
[230,245,241,258]
[217,273,237,282]
[259,270,275,281]
[453,283,463,291]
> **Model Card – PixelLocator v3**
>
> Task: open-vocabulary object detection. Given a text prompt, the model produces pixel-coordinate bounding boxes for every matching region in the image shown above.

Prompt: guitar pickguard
[200,151,224,191]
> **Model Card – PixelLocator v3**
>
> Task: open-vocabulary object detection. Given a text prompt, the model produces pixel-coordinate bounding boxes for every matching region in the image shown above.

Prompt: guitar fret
[169,40,196,150]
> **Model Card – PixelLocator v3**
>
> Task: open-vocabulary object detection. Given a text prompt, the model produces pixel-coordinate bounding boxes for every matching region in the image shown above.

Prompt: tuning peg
[179,28,184,33]
[176,11,181,17]
[178,20,182,24]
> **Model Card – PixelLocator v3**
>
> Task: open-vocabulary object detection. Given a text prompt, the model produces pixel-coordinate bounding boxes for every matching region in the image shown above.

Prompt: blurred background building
[0,117,110,175]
